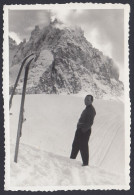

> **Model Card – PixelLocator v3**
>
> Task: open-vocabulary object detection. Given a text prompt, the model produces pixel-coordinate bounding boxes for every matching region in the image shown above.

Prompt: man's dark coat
[70,104,96,165]
[77,104,96,133]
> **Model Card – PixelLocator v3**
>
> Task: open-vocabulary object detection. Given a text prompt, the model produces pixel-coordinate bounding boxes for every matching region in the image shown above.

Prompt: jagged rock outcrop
[9,37,17,49]
[9,37,18,66]
[9,21,124,99]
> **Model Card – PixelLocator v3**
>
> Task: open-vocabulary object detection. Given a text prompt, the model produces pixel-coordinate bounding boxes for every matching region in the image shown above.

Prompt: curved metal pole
[9,53,35,109]
[14,58,34,163]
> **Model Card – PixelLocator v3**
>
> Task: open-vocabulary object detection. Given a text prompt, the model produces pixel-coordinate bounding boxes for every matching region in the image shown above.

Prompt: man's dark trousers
[70,128,91,165]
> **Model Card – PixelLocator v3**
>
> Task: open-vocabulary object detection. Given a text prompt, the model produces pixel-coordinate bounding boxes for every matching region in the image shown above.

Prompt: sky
[8,9,124,81]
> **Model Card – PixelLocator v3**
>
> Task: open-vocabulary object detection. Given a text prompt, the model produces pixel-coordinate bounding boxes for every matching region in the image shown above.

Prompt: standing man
[70,95,96,166]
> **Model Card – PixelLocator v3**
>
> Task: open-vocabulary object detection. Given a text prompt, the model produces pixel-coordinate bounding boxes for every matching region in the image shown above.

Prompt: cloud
[50,9,73,23]
[49,9,124,66]
[9,10,51,41]
[9,31,22,44]
[85,28,113,58]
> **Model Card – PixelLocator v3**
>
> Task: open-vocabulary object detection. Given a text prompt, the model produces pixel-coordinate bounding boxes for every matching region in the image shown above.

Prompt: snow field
[10,143,125,187]
[9,94,126,187]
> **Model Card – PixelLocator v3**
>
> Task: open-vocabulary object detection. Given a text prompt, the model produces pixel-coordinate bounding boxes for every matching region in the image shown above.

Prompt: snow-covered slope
[10,143,125,188]
[9,95,126,188]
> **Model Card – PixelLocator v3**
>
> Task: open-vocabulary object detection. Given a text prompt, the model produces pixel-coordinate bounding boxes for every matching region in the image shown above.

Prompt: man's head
[84,95,93,106]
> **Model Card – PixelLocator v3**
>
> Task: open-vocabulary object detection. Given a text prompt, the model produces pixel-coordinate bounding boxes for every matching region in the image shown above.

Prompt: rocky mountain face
[9,37,18,66]
[9,37,17,49]
[9,20,124,99]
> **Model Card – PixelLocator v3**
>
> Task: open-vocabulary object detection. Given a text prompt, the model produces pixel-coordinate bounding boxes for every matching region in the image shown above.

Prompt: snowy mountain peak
[9,22,124,99]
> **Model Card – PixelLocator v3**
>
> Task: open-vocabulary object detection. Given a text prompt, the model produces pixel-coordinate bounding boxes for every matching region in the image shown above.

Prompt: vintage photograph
[3,3,130,191]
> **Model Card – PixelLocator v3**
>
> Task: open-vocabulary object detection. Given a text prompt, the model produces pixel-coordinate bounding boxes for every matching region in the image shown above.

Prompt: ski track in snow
[9,95,125,187]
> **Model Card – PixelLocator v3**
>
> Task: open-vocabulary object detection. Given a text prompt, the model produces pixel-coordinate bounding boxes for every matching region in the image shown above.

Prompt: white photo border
[3,3,130,191]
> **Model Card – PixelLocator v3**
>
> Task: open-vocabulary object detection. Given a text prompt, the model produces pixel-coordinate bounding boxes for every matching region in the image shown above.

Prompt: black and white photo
[3,3,130,191]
